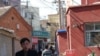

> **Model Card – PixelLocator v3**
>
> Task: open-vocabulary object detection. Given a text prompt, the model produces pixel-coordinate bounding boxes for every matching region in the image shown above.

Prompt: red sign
[32,37,38,44]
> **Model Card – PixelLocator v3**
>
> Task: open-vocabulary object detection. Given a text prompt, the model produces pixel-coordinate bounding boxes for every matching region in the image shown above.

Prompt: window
[31,14,34,19]
[85,23,100,46]
[85,23,94,30]
[95,23,100,30]
[16,24,20,30]
[25,12,27,18]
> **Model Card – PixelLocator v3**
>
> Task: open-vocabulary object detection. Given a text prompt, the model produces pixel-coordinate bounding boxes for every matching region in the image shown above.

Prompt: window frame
[85,22,100,47]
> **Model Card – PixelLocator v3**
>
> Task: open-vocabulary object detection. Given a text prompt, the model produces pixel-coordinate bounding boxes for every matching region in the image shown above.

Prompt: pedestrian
[15,38,38,56]
[32,44,38,55]
[38,49,42,56]
[42,45,52,56]
[32,44,38,52]
[49,46,55,56]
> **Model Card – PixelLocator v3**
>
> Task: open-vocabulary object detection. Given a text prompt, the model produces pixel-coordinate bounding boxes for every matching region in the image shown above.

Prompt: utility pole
[26,0,29,8]
[21,0,29,8]
[58,0,62,29]
[21,0,33,44]
[53,0,66,29]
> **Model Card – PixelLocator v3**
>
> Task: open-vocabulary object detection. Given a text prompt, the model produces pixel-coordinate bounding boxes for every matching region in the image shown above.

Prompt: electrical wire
[42,0,53,3]
[43,0,58,7]
[39,0,57,10]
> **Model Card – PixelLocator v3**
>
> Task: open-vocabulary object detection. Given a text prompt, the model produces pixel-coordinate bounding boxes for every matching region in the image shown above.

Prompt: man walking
[42,45,52,56]
[15,38,38,56]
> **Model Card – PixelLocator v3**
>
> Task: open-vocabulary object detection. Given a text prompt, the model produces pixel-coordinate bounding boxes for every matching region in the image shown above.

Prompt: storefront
[32,31,50,51]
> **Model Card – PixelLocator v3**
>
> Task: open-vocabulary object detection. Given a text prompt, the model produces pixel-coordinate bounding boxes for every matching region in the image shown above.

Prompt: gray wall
[0,34,12,56]
[0,0,21,12]
[0,29,22,56]
[14,39,22,53]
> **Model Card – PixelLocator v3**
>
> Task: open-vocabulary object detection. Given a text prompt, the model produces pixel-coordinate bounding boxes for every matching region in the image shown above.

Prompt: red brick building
[0,6,32,39]
[57,4,100,56]
[82,0,100,5]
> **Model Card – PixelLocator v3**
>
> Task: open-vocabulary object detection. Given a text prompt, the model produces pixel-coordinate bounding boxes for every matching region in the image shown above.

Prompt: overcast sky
[21,0,57,19]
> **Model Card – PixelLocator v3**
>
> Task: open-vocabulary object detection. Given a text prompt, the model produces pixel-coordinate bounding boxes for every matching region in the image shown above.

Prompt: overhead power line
[42,0,52,3]
[39,0,57,10]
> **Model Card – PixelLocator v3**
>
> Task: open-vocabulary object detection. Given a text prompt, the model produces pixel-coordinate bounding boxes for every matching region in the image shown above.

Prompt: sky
[21,0,57,19]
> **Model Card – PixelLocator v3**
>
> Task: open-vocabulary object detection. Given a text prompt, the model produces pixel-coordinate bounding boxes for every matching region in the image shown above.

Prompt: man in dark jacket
[15,38,38,56]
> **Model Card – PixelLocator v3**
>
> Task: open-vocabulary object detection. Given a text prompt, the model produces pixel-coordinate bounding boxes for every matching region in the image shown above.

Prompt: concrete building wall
[48,14,60,42]
[48,14,60,24]
[0,28,21,56]
[40,20,50,31]
[0,34,12,56]
[21,5,41,30]
[0,0,21,12]
[14,39,22,53]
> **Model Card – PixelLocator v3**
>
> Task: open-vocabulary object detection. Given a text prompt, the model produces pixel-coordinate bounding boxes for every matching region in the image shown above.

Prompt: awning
[57,29,67,33]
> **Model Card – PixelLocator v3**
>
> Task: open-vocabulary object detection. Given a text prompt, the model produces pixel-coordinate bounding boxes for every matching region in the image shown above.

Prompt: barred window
[85,23,100,46]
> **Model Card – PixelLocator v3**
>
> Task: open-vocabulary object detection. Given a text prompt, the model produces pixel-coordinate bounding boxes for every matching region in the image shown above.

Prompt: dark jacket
[16,49,38,56]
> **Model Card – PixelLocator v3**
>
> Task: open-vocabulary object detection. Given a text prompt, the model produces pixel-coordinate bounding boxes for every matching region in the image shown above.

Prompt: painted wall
[82,0,100,5]
[67,5,100,56]
[57,32,67,55]
[58,4,100,56]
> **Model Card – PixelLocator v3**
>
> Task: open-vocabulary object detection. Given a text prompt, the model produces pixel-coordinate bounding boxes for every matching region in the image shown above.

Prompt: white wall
[20,5,41,30]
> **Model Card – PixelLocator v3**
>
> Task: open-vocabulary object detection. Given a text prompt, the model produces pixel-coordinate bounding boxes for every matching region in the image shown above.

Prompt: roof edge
[0,6,12,18]
[66,3,100,14]
[12,7,32,31]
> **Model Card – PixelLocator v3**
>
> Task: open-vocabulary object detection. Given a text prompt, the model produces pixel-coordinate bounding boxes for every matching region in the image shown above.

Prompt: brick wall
[82,0,100,5]
[57,32,67,55]
[65,4,100,56]
[0,8,31,38]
